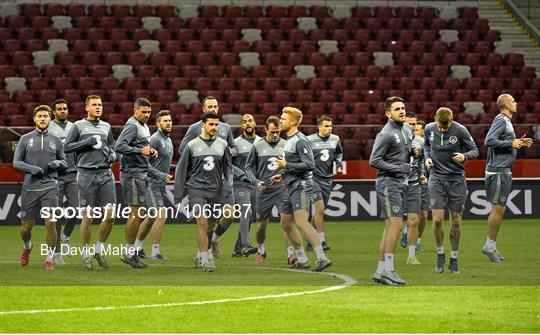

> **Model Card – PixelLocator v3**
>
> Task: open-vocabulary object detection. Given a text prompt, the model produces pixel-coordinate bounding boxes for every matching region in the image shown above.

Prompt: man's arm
[284,139,315,172]
[335,138,344,168]
[13,137,42,175]
[178,123,198,155]
[461,127,479,160]
[106,127,116,163]
[369,133,410,173]
[64,124,96,153]
[245,146,262,185]
[173,145,191,204]
[225,125,238,156]
[114,123,140,155]
[223,145,234,187]
[485,117,513,148]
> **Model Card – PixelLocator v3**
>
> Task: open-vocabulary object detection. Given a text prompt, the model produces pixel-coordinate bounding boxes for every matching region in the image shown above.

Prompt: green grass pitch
[1,219,539,333]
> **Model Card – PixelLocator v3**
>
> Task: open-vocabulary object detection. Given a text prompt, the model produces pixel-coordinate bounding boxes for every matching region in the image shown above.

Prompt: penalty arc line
[0,264,357,315]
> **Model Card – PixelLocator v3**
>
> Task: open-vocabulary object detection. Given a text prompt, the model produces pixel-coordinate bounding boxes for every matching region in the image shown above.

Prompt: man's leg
[20,219,35,266]
[211,186,235,258]
[373,219,389,280]
[80,210,93,267]
[196,214,214,272]
[62,179,79,239]
[150,207,167,259]
[280,212,310,268]
[43,217,57,267]
[432,209,446,273]
[406,213,420,263]
[448,210,462,273]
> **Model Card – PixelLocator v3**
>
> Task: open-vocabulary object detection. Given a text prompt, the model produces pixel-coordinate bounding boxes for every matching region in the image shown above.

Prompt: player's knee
[433,218,443,228]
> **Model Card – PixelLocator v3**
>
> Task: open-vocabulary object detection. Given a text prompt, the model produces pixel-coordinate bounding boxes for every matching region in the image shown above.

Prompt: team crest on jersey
[20,211,26,218]
[28,138,34,148]
[430,132,435,142]
[139,196,145,203]
[500,196,506,203]
[219,129,226,137]
[80,199,87,206]
[430,198,436,206]
[394,134,401,143]
[449,136,458,144]
[49,141,56,150]
[392,205,400,213]
[239,191,245,197]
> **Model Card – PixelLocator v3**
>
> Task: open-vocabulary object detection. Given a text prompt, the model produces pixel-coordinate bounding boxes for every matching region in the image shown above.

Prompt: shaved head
[496,93,517,115]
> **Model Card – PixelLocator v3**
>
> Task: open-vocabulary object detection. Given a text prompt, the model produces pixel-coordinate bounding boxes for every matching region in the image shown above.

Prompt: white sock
[408,245,416,259]
[95,241,104,255]
[151,244,160,257]
[313,245,326,260]
[417,237,421,244]
[125,243,135,257]
[318,232,326,242]
[436,246,445,254]
[200,251,209,262]
[61,233,69,240]
[23,240,32,250]
[196,250,201,258]
[211,232,220,243]
[82,245,90,259]
[207,250,214,260]
[485,237,496,251]
[376,260,384,274]
[295,248,308,263]
[286,246,294,257]
[450,250,458,259]
[403,226,408,234]
[134,239,143,251]
[383,253,395,272]
[258,243,265,254]
[46,249,54,262]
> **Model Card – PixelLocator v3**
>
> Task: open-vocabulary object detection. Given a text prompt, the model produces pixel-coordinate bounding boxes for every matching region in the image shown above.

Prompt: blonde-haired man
[270,107,331,272]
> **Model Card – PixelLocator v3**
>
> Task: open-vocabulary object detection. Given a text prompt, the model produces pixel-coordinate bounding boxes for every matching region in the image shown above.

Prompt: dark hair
[405,111,416,118]
[51,99,68,111]
[317,115,333,125]
[417,120,426,129]
[134,97,151,109]
[202,112,220,123]
[384,96,405,112]
[435,107,453,128]
[202,96,218,105]
[85,95,101,105]
[33,105,52,117]
[265,115,280,129]
[156,110,171,123]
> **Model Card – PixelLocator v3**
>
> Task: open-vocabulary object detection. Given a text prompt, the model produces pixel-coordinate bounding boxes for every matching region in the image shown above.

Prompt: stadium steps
[477,0,540,76]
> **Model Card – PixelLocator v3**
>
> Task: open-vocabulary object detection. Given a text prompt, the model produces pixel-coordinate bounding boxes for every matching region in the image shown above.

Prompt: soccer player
[13,105,66,270]
[306,115,343,251]
[399,112,423,265]
[177,96,236,260]
[245,116,295,264]
[231,114,261,257]
[134,110,174,261]
[48,99,78,264]
[174,113,233,272]
[115,98,167,269]
[369,97,413,285]
[415,120,429,252]
[424,107,479,274]
[482,94,533,262]
[64,95,116,271]
[271,107,331,272]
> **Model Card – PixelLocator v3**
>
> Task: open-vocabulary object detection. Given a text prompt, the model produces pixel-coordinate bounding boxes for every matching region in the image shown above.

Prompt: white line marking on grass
[0,263,357,315]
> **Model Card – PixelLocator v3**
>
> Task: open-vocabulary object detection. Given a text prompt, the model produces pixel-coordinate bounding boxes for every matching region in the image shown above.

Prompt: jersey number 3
[203,156,215,171]
[320,149,330,161]
[92,135,103,149]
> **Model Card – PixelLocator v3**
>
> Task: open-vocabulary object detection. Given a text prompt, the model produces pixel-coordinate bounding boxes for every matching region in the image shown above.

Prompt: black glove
[107,153,116,164]
[31,167,44,177]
